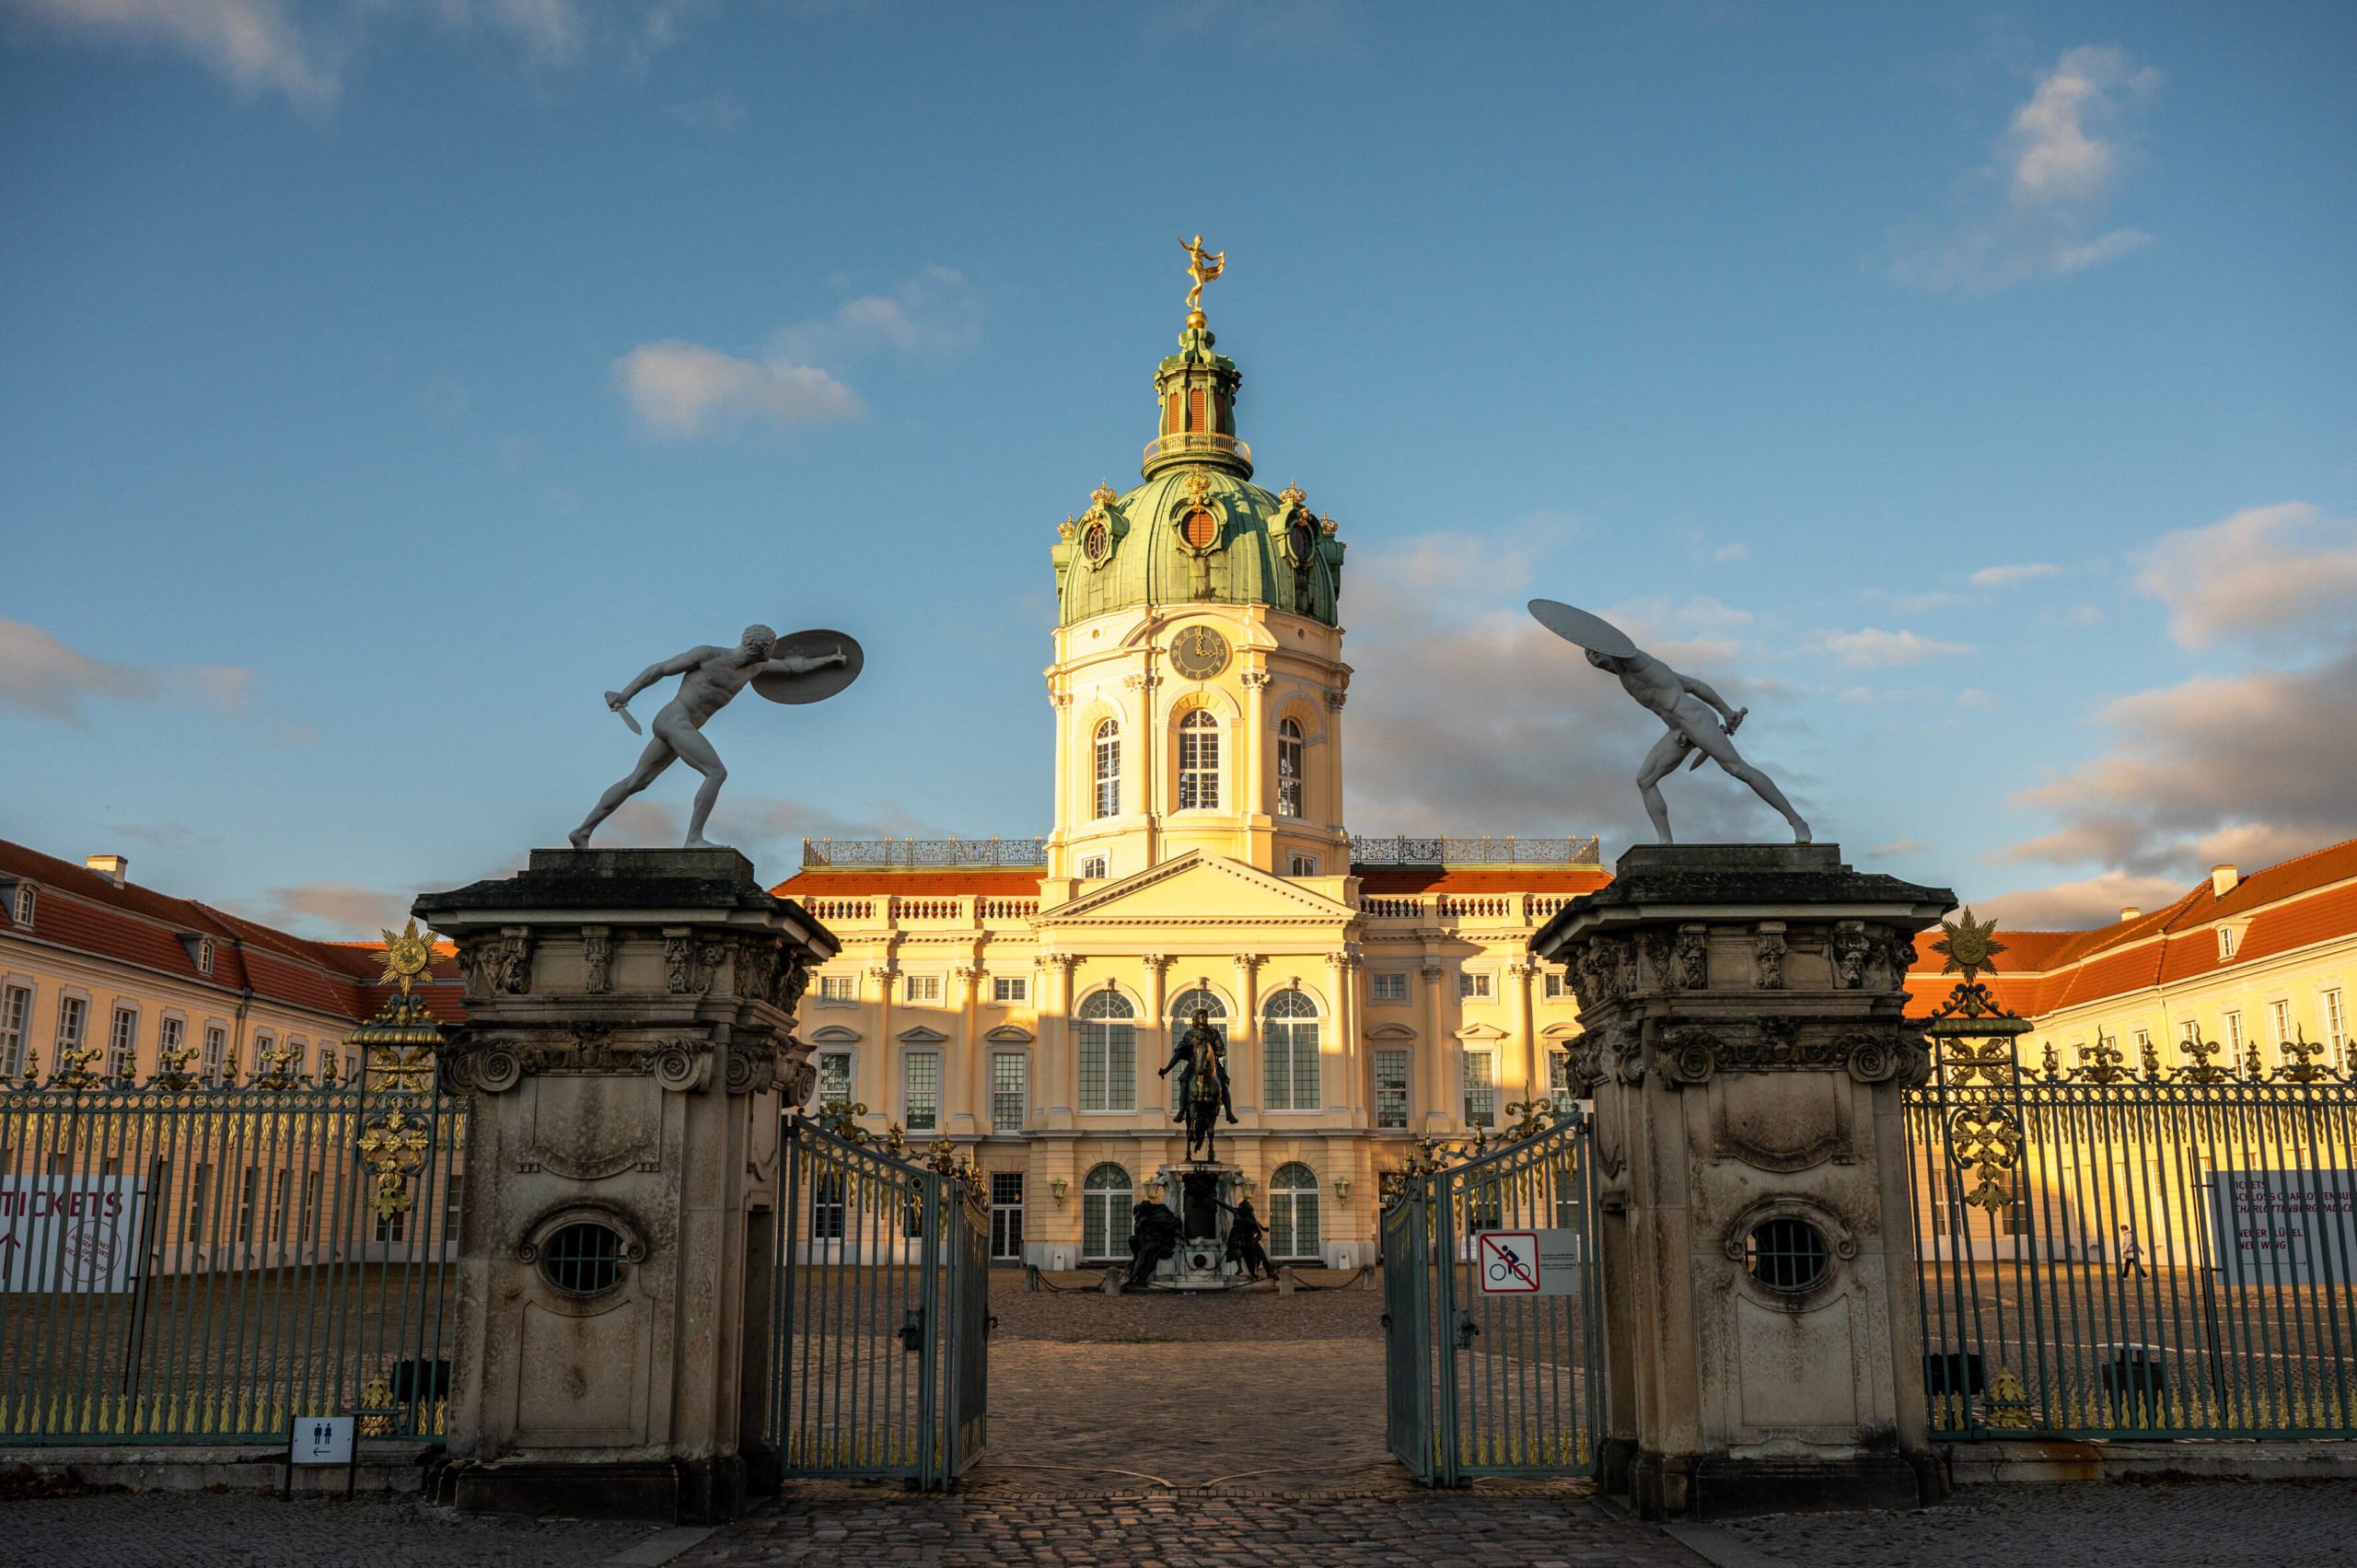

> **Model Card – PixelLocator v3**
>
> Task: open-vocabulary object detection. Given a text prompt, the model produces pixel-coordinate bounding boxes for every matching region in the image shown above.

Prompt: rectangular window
[442,1172,465,1241]
[816,1051,852,1110]
[810,1173,846,1241]
[2178,1017,2199,1046]
[300,1170,321,1242]
[905,974,941,1003]
[2223,1010,2244,1053]
[1543,971,1568,1001]
[0,984,29,1077]
[106,1007,137,1079]
[375,1191,408,1243]
[993,976,1027,1004]
[203,1025,226,1083]
[252,1032,273,1075]
[12,884,33,926]
[55,994,87,1062]
[818,974,856,1002]
[2328,989,2350,1055]
[270,1168,292,1245]
[186,1164,212,1242]
[1458,970,1492,1001]
[1081,854,1109,879]
[1289,854,1319,877]
[1370,972,1408,1004]
[2270,999,2293,1047]
[1375,1049,1409,1130]
[317,1043,338,1082]
[2220,926,2239,959]
[157,1016,184,1076]
[195,937,215,975]
[236,1167,258,1243]
[1462,1051,1496,1129]
[905,1051,940,1132]
[1549,1051,1574,1111]
[992,1053,1027,1132]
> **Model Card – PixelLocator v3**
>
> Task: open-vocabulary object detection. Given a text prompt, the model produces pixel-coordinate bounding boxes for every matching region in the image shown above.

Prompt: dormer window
[196,937,215,976]
[2219,926,2239,961]
[10,884,32,929]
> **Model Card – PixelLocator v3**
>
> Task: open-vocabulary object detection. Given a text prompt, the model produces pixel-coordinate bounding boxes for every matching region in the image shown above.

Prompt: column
[1508,958,1539,1107]
[1042,952,1079,1130]
[1233,952,1265,1117]
[1129,668,1161,866]
[955,959,984,1135]
[1326,947,1359,1120]
[1532,842,1953,1520]
[1419,958,1448,1132]
[1142,953,1173,1125]
[1241,668,1270,850]
[865,958,899,1131]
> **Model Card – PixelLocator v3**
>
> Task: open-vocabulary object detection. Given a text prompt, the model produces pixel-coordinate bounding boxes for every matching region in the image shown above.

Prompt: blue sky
[3,1,2353,935]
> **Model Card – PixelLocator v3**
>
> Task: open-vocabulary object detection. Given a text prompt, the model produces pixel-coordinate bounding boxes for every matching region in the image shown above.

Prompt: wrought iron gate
[771,1115,988,1489]
[1382,1108,1601,1484]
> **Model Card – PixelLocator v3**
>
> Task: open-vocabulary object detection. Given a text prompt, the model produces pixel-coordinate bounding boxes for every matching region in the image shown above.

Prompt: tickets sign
[0,1177,148,1294]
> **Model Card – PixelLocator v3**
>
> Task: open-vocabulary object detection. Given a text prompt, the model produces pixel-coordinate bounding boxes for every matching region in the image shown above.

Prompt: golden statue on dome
[1179,234,1225,324]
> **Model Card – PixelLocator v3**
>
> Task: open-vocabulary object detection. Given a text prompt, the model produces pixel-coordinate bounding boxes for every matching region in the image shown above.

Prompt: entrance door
[990,1172,1024,1261]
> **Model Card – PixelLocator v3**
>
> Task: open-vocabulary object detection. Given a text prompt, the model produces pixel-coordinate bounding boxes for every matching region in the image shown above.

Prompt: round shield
[752,629,865,705]
[1527,599,1638,659]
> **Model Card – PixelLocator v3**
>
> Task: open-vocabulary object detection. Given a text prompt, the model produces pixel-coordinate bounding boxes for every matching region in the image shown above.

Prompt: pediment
[1034,850,1354,928]
[897,1026,949,1045]
[1454,1022,1510,1041]
[984,1024,1036,1044]
[807,1026,861,1044]
[1364,1022,1418,1041]
[1540,1022,1582,1039]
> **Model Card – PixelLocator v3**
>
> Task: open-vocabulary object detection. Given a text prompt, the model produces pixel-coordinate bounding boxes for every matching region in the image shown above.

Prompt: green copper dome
[1052,321,1345,628]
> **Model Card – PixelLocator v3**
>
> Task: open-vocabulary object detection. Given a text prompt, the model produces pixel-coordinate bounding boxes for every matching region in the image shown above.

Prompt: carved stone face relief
[1752,925,1786,991]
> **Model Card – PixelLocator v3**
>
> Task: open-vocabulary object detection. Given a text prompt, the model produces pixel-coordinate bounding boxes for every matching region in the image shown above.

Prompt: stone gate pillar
[1532,844,1952,1518]
[414,848,838,1523]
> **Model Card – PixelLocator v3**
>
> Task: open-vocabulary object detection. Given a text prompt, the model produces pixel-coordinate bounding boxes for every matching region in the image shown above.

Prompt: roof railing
[1349,835,1602,866]
[1141,432,1252,471]
[801,837,1048,869]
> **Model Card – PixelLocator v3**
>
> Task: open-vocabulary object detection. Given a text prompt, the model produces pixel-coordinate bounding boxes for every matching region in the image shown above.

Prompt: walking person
[2119,1224,2147,1281]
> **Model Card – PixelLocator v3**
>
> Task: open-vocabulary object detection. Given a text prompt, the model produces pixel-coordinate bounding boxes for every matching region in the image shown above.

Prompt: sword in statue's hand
[1682,706,1747,772]
[605,691,642,736]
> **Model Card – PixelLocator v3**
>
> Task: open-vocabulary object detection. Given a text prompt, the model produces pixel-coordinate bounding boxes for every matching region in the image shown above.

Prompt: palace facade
[772,294,1605,1269]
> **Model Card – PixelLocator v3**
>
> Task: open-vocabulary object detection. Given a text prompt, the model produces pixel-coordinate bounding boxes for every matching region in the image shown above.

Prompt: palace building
[772,285,1607,1270]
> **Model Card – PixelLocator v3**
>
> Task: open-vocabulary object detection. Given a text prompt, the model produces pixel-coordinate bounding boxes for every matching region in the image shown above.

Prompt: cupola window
[1093,719,1120,819]
[1277,719,1304,818]
[1178,711,1221,810]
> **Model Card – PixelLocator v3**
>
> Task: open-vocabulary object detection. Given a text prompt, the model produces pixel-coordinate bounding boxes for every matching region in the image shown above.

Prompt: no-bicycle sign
[1474,1228,1581,1296]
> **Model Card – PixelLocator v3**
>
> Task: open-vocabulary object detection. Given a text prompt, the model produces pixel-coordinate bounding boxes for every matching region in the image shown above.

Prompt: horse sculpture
[1159,1007,1237,1164]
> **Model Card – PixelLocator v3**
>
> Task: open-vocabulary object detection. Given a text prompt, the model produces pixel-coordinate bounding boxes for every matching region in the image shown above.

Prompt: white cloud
[1886,589,1970,614]
[614,267,979,440]
[1887,45,2160,292]
[4,0,339,105]
[586,791,930,875]
[2,0,707,108]
[1968,562,2061,588]
[1712,542,1749,563]
[2133,502,2357,650]
[612,341,862,439]
[1872,838,1927,857]
[0,620,250,724]
[1815,627,1975,668]
[258,880,415,938]
[1971,868,2192,931]
[1340,537,1805,849]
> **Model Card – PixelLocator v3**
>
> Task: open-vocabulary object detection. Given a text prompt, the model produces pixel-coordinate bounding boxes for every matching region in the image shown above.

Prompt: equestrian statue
[1158,1006,1238,1163]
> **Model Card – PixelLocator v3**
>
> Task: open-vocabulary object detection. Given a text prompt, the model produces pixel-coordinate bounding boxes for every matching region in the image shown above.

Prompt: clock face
[1081,519,1111,565]
[1169,624,1231,681]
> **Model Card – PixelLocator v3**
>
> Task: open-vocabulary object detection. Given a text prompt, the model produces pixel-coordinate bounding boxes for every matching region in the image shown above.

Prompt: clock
[1169,624,1231,681]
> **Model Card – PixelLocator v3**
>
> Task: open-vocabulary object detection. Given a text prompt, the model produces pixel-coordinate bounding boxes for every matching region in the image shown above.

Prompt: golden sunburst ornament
[378,919,435,994]
[1931,907,2008,981]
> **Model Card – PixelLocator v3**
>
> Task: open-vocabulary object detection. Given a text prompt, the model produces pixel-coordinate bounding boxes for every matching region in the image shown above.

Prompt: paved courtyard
[10,1270,2357,1565]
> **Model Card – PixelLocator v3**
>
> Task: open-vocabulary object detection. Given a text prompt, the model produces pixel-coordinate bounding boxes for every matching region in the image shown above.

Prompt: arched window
[1081,1162,1132,1262]
[1276,718,1304,819]
[1178,710,1220,810]
[1268,1162,1321,1260]
[1077,989,1136,1112]
[1093,719,1120,819]
[1261,989,1320,1111]
[1167,988,1229,1115]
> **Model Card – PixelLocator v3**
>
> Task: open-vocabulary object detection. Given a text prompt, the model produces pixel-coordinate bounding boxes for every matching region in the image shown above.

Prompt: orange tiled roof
[0,838,463,1026]
[1906,837,2357,1016]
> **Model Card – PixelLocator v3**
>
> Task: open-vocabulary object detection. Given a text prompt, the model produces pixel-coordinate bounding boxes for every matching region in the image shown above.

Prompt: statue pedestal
[414,849,837,1524]
[1533,844,1952,1520]
[1152,1162,1245,1290]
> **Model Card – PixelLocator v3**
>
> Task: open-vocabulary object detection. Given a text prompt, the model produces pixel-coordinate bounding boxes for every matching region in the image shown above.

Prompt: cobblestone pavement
[1704,1477,2357,1568]
[0,1490,656,1568]
[673,1490,1702,1568]
[988,1267,1384,1342]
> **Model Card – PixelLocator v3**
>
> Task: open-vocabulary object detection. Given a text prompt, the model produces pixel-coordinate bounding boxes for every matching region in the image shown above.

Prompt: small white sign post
[1474,1228,1582,1296]
[287,1414,356,1497]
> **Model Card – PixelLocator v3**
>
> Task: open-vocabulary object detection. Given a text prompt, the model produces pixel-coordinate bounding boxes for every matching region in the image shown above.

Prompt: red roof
[0,838,462,1026]
[1907,837,2357,1016]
